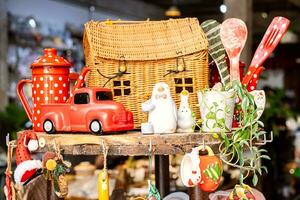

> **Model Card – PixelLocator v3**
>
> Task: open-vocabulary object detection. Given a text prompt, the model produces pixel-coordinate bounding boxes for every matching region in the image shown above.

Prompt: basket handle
[105,19,151,25]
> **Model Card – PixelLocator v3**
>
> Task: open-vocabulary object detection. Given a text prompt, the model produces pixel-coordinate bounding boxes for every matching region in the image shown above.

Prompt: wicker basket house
[83,18,209,128]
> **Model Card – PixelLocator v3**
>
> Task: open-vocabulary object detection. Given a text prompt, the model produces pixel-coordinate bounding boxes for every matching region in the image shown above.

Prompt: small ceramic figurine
[142,82,177,134]
[177,90,195,133]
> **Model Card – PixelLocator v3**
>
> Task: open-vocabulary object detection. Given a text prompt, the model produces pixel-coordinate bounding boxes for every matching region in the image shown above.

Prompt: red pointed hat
[14,131,42,184]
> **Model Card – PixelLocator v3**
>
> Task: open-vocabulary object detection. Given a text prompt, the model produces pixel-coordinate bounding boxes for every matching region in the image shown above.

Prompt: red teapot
[17,48,79,131]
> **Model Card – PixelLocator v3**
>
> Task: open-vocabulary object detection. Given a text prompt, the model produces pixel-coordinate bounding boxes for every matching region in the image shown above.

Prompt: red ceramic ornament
[17,48,78,131]
[198,145,223,192]
[14,130,42,184]
[40,87,134,134]
[227,185,256,200]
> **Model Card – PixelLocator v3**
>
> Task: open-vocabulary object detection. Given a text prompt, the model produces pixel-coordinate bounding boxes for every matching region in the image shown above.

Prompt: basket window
[113,81,121,87]
[114,89,122,96]
[113,80,131,96]
[174,78,194,94]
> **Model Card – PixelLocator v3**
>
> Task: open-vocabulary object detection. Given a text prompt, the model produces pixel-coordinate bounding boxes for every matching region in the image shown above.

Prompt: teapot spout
[67,67,90,103]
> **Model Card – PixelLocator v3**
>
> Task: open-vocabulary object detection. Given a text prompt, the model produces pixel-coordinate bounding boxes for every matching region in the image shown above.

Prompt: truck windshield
[74,93,89,104]
[96,91,113,101]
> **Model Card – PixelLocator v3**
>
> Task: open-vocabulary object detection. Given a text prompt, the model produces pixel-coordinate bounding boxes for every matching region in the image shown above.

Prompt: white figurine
[177,90,195,133]
[142,82,177,134]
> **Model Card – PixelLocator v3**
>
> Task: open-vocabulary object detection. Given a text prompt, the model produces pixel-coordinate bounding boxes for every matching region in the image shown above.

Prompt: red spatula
[242,16,290,86]
[220,18,248,82]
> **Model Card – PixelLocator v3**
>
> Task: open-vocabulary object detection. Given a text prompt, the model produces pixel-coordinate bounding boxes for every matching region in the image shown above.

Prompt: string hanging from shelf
[146,140,161,200]
[98,140,109,200]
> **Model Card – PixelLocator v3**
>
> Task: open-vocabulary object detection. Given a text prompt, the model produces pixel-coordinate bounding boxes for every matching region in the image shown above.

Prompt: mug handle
[197,145,215,156]
[16,79,33,121]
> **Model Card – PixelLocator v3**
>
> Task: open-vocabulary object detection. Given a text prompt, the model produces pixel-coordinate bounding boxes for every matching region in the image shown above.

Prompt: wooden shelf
[34,131,221,156]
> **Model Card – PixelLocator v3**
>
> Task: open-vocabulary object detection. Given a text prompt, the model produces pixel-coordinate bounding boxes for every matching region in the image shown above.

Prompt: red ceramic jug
[17,48,78,131]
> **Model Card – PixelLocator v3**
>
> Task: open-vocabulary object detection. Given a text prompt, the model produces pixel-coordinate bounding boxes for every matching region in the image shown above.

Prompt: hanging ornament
[42,143,71,198]
[14,130,42,184]
[4,135,16,200]
[146,181,161,200]
[98,141,109,200]
[227,184,256,200]
[146,141,161,200]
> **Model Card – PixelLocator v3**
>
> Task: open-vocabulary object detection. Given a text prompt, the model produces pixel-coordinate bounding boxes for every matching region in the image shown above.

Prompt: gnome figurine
[14,130,42,184]
[142,82,177,134]
[177,90,195,133]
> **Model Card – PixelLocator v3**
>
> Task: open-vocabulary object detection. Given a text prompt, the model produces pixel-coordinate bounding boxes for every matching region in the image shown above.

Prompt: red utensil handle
[243,16,290,85]
[17,79,33,121]
[247,66,265,91]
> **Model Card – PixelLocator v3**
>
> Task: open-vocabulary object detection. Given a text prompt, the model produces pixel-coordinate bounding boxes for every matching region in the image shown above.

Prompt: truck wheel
[43,119,55,134]
[90,120,102,135]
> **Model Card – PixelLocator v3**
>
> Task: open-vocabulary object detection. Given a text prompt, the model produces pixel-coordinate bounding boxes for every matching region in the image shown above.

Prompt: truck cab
[41,88,134,134]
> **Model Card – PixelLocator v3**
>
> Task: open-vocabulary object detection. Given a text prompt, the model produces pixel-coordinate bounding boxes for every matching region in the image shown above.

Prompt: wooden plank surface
[34,131,221,156]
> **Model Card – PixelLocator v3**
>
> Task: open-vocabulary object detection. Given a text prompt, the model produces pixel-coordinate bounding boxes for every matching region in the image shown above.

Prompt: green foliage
[261,88,296,136]
[0,103,27,148]
[218,81,270,186]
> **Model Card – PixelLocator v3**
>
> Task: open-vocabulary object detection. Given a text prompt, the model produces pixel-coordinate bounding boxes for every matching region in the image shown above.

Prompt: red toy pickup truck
[40,88,134,134]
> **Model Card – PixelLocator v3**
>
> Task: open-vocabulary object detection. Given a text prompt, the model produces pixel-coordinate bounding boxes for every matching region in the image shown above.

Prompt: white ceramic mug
[198,89,236,132]
[141,122,154,134]
[180,147,201,187]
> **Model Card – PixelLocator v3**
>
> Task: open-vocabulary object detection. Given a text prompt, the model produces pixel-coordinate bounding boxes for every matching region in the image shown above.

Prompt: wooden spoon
[220,18,248,82]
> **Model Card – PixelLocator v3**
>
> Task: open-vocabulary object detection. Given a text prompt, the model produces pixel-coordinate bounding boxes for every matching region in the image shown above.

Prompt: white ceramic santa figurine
[142,82,177,134]
[13,130,42,184]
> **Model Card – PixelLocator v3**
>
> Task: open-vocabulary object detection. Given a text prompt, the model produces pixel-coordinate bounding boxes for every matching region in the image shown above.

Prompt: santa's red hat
[14,160,42,184]
[14,131,42,184]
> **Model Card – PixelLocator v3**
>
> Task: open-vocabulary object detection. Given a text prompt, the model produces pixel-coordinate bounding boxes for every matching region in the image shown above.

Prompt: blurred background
[0,0,300,199]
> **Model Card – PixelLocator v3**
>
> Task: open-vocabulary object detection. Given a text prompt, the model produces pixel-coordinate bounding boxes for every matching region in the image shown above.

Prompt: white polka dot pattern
[31,74,70,131]
[246,66,264,92]
[29,48,72,131]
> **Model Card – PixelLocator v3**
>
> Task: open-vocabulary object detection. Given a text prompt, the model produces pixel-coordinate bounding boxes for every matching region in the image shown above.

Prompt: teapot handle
[16,79,33,121]
[197,145,215,156]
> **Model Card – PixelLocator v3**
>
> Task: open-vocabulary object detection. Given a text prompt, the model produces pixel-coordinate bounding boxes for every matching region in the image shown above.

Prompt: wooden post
[224,0,253,67]
[188,187,209,200]
[154,155,170,198]
[0,0,8,110]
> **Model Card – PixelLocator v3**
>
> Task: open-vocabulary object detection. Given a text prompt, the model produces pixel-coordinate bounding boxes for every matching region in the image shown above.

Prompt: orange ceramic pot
[198,145,223,192]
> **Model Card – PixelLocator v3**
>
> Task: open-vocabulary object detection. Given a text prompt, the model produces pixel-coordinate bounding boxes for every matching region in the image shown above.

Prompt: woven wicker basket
[83,18,209,128]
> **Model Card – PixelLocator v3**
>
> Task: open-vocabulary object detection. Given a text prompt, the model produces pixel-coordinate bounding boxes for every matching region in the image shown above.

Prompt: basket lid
[83,18,208,61]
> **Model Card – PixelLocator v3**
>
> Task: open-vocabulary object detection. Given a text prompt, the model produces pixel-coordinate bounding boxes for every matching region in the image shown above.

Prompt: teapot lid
[31,48,71,68]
